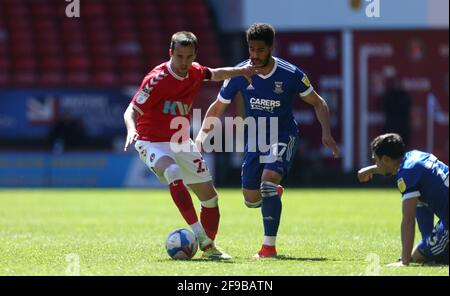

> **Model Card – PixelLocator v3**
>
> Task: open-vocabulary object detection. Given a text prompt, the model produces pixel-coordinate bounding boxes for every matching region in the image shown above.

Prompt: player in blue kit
[358,133,449,266]
[196,23,340,258]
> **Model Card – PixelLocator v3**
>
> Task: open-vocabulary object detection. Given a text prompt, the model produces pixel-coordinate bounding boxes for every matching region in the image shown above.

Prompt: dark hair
[170,31,198,52]
[246,23,275,47]
[371,133,406,159]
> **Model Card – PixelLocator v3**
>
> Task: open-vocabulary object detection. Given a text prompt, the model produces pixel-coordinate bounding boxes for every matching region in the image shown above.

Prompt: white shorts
[134,139,212,185]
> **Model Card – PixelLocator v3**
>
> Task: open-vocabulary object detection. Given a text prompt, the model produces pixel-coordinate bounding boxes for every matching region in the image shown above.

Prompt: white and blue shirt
[218,57,313,137]
[396,150,449,226]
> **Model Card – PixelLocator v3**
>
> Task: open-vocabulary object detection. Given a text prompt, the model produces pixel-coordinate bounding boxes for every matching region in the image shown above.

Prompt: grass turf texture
[0,189,448,276]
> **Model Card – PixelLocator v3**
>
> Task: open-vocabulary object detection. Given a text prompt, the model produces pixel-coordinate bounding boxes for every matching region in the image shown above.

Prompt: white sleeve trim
[299,86,314,97]
[130,103,144,115]
[402,191,420,201]
[217,93,231,104]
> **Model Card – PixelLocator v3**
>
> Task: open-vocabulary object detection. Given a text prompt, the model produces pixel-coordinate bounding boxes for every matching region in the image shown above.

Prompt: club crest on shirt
[397,178,406,193]
[136,87,153,104]
[274,81,283,94]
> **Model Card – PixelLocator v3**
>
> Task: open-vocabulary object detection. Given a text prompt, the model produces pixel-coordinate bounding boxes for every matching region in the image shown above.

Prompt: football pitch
[0,189,448,276]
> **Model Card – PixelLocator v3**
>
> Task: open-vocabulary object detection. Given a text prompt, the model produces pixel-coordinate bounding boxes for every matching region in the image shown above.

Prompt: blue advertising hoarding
[0,152,163,188]
[0,88,134,139]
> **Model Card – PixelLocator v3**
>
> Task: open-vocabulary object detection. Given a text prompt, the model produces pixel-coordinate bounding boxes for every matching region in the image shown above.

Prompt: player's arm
[399,197,417,265]
[357,165,382,182]
[209,65,257,83]
[302,90,340,158]
[123,105,139,151]
[195,99,230,150]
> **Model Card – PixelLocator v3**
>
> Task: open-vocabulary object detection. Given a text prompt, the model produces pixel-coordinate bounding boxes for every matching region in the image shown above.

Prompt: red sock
[200,206,220,240]
[169,180,198,225]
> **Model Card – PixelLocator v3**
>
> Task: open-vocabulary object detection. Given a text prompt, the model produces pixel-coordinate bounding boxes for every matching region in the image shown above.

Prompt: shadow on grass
[270,255,331,262]
[156,258,236,264]
[157,256,333,263]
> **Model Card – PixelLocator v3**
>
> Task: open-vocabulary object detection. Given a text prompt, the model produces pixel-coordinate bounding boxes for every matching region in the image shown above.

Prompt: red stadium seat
[36,43,63,56]
[41,57,65,71]
[82,2,105,17]
[0,72,9,86]
[92,57,116,71]
[0,0,223,87]
[66,56,90,71]
[12,71,36,87]
[0,57,9,72]
[120,71,144,86]
[13,57,37,71]
[94,71,118,87]
[67,71,91,87]
[39,71,65,87]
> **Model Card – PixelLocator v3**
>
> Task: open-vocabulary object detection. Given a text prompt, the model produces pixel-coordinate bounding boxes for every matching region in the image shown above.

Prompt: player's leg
[176,140,231,259]
[416,202,434,239]
[242,151,264,208]
[188,181,219,242]
[254,169,283,258]
[241,153,282,258]
[242,187,283,208]
[243,189,262,208]
[188,181,231,259]
[153,156,209,239]
[411,202,435,264]
[254,135,299,258]
[134,141,204,238]
[411,245,427,263]
[413,220,449,265]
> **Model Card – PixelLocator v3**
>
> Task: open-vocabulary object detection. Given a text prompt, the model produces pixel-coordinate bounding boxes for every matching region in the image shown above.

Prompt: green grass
[0,189,448,276]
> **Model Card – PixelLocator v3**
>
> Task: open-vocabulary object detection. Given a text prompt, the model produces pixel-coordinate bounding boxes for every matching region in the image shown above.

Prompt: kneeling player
[358,133,449,266]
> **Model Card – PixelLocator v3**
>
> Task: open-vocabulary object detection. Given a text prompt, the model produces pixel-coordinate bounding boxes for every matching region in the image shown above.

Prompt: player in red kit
[123,31,257,259]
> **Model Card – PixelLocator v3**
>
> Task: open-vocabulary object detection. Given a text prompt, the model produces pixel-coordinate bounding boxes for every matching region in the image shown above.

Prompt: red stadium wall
[276,32,343,169]
[264,30,448,170]
[353,30,449,166]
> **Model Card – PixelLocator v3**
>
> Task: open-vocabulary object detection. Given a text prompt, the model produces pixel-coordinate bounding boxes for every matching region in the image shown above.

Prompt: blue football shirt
[396,150,449,225]
[218,57,313,140]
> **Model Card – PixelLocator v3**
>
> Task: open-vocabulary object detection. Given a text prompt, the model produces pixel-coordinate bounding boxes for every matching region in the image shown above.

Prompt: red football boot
[253,244,277,258]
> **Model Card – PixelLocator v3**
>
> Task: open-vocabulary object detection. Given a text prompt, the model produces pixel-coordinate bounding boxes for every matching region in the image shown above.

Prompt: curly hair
[246,23,275,47]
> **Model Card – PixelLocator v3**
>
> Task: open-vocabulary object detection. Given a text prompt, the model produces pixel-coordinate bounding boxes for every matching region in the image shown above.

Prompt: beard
[251,56,270,68]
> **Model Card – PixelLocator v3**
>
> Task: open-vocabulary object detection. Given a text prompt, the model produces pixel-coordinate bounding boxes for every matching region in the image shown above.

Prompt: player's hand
[322,135,340,158]
[195,130,207,153]
[357,166,375,182]
[124,129,139,151]
[239,65,259,85]
[386,261,406,267]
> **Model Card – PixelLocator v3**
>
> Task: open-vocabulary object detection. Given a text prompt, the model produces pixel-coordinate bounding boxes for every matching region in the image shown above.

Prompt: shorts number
[193,158,207,173]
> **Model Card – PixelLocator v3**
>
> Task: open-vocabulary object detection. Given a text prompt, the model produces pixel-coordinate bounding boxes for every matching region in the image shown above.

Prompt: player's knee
[260,181,279,199]
[244,199,262,208]
[163,164,182,185]
[201,195,219,208]
[242,189,261,208]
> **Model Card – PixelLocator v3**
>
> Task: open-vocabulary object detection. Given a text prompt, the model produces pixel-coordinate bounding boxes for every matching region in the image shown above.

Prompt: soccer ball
[165,228,198,260]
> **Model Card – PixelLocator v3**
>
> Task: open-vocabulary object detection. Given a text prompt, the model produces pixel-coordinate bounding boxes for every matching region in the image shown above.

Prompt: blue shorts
[417,220,449,265]
[241,134,299,190]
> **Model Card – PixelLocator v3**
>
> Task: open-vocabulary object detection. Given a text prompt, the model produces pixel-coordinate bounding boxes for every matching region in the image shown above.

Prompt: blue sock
[416,204,434,239]
[260,181,282,236]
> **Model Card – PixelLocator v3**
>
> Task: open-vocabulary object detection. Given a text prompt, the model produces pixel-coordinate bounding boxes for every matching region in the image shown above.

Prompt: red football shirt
[130,61,211,142]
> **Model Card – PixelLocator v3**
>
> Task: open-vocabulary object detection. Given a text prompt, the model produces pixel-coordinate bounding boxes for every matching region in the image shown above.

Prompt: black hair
[246,23,275,47]
[371,133,406,160]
